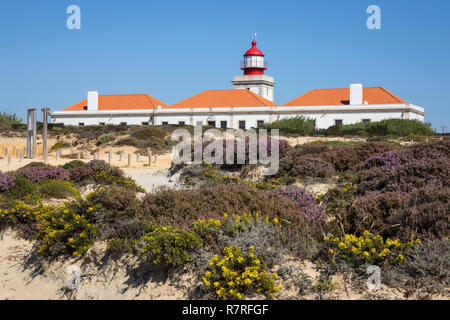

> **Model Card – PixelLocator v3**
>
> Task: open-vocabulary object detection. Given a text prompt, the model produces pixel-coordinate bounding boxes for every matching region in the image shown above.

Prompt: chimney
[87,91,99,111]
[350,84,363,105]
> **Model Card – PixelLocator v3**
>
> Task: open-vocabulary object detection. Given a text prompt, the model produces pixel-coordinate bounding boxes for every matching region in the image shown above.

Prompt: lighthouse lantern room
[232,36,275,102]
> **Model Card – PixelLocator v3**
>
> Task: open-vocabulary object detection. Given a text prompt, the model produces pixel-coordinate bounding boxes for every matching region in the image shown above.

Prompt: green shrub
[51,141,70,150]
[97,133,116,145]
[5,175,39,202]
[20,162,48,169]
[37,180,78,199]
[0,112,22,129]
[141,184,312,234]
[260,116,316,135]
[139,225,203,265]
[87,185,140,214]
[62,160,85,170]
[131,127,166,140]
[319,119,435,137]
[116,137,140,147]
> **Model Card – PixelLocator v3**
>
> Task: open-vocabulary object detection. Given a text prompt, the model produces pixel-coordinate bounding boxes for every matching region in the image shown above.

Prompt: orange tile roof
[283,87,407,106]
[169,89,278,108]
[63,94,168,111]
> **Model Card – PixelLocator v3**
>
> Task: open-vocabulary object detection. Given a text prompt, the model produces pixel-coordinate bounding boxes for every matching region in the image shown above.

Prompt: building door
[239,121,246,130]
[207,121,216,127]
[220,121,227,129]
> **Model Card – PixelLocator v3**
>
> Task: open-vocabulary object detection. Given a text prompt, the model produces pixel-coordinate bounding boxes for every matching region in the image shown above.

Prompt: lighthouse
[232,37,275,102]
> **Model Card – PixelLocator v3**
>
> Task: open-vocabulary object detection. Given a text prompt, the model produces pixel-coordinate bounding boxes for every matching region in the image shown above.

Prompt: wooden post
[20,152,23,162]
[42,108,49,163]
[128,154,131,167]
[147,148,152,165]
[32,109,37,159]
[108,152,112,165]
[4,147,8,157]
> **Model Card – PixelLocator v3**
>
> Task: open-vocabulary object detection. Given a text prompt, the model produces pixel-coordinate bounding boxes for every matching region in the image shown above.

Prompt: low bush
[188,137,290,169]
[193,212,286,268]
[116,136,140,147]
[97,133,115,145]
[62,160,85,170]
[37,180,78,199]
[319,119,435,137]
[69,160,123,183]
[202,245,281,299]
[0,200,44,237]
[273,187,327,222]
[51,141,70,150]
[260,116,316,135]
[3,175,39,202]
[290,157,335,178]
[138,225,203,265]
[278,142,396,176]
[0,172,15,192]
[36,205,97,256]
[87,186,140,215]
[324,231,420,267]
[17,166,70,183]
[356,156,449,194]
[131,126,166,140]
[141,184,313,235]
[0,112,22,129]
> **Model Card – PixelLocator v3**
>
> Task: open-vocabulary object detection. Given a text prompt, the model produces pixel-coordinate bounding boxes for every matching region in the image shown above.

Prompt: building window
[78,123,85,126]
[362,119,371,123]
[179,121,185,125]
[239,121,246,130]
[334,119,343,126]
[99,122,105,126]
[220,121,227,129]
[257,120,265,128]
[120,122,127,126]
[207,121,216,127]
[142,122,149,126]
[162,122,169,125]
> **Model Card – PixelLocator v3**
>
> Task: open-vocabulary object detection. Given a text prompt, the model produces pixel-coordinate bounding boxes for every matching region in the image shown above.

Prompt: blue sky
[1,0,449,130]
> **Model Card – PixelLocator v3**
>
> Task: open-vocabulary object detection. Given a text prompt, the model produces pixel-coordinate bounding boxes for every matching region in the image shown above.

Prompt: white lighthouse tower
[232,35,275,102]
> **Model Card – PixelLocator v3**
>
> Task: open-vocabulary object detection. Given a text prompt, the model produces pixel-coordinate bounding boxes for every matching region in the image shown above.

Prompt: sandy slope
[0,230,194,300]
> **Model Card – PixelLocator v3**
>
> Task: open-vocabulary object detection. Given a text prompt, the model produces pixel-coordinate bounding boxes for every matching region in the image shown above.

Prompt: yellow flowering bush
[203,245,281,300]
[0,200,44,225]
[37,205,97,256]
[93,170,145,192]
[193,218,222,237]
[324,230,420,265]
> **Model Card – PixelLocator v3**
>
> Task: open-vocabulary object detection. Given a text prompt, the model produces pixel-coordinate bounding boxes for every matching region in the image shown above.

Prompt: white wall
[52,104,425,130]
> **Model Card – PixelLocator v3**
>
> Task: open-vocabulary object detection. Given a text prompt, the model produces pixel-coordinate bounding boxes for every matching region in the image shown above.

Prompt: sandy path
[123,168,182,192]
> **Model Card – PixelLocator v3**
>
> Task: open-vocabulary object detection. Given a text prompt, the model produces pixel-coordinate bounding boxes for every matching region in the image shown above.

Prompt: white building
[51,40,425,129]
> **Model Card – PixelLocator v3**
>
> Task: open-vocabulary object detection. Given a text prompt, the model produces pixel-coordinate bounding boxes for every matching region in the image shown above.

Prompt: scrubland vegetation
[0,113,448,299]
[1,131,448,299]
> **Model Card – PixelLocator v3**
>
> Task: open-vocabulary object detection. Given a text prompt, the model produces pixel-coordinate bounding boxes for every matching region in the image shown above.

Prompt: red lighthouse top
[244,41,264,57]
[241,40,268,75]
